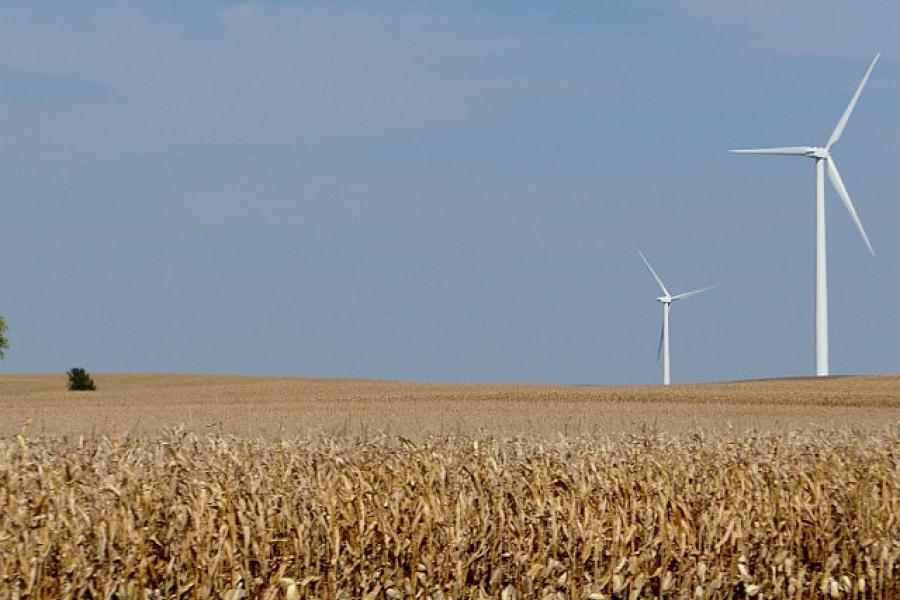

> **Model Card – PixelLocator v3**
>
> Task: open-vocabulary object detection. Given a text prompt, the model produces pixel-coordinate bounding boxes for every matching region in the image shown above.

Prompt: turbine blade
[729,147,813,156]
[671,285,716,301]
[826,159,875,256]
[637,250,670,297]
[826,53,880,150]
[657,318,664,362]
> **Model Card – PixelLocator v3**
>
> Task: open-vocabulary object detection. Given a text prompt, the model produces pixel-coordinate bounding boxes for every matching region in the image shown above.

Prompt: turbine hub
[807,147,829,159]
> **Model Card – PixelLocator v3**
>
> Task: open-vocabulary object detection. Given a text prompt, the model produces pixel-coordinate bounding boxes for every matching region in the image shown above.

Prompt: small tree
[0,314,8,359]
[67,367,96,391]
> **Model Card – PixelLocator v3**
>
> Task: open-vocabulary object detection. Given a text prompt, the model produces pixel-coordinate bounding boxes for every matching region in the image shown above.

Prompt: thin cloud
[0,3,618,169]
[667,0,900,59]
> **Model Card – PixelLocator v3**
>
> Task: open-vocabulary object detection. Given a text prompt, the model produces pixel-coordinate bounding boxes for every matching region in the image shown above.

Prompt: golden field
[1,374,898,598]
[1,373,899,437]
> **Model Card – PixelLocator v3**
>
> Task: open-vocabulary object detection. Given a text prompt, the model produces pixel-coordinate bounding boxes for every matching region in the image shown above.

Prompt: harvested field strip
[4,374,900,408]
[2,373,899,437]
[2,428,897,598]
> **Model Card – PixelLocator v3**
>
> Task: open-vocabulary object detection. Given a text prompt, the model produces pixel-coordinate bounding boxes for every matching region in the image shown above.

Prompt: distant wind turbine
[638,251,715,386]
[730,53,880,377]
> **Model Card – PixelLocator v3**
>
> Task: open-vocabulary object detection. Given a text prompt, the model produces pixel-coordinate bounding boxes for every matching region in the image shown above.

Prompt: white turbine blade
[671,285,716,301]
[826,53,880,150]
[826,159,875,256]
[729,147,813,156]
[637,251,670,297]
[657,319,664,362]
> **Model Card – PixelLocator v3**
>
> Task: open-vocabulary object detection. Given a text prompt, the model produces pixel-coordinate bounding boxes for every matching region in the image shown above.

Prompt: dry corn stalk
[0,427,897,598]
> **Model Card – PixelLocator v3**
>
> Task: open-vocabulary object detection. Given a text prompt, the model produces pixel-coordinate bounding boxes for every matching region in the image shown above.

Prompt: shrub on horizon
[67,367,96,391]
[0,314,8,359]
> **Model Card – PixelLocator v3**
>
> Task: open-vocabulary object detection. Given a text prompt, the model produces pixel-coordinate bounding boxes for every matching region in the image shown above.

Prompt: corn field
[1,427,897,599]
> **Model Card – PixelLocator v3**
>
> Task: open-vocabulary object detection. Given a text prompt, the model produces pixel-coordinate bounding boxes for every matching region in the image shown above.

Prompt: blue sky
[1,1,898,383]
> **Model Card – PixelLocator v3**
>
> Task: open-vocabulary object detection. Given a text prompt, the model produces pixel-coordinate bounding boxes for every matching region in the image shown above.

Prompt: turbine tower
[730,53,879,377]
[638,251,715,386]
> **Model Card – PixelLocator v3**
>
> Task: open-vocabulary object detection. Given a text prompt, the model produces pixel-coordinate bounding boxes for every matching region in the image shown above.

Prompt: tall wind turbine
[638,251,715,386]
[730,53,879,377]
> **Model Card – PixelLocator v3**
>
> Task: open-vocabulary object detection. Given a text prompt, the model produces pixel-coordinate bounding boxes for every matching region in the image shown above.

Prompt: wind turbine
[730,53,879,377]
[638,251,715,386]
